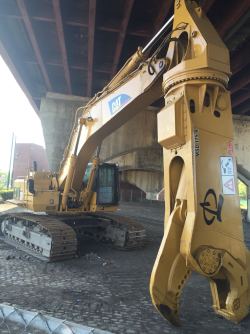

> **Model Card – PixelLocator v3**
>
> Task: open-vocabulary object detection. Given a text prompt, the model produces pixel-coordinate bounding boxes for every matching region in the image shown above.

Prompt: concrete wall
[100,108,159,159]
[233,115,250,174]
[100,108,164,198]
[121,170,163,195]
[107,148,162,172]
[39,92,89,172]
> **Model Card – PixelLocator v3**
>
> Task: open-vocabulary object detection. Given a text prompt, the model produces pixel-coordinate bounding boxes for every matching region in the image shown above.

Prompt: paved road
[0,202,249,333]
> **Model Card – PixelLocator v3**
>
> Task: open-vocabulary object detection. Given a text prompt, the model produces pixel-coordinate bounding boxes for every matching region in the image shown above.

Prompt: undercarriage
[0,212,146,261]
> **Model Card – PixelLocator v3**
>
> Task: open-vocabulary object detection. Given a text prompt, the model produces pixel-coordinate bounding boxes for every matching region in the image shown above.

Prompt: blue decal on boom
[108,94,132,116]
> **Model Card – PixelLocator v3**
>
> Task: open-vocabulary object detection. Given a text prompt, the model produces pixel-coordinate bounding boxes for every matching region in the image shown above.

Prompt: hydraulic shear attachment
[150,0,250,325]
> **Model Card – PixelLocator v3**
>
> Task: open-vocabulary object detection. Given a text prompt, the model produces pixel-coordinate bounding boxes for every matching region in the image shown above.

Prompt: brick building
[13,143,49,180]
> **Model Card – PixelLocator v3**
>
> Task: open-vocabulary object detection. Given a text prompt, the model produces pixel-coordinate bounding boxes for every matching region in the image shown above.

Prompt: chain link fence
[0,304,112,334]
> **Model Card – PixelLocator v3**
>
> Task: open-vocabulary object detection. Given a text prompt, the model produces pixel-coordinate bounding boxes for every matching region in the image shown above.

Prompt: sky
[0,55,45,172]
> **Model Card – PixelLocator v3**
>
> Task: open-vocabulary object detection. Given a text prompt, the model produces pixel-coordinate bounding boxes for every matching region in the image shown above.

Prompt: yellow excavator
[1,0,250,326]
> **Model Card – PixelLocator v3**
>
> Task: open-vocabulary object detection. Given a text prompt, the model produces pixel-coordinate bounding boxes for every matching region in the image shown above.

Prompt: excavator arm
[58,57,166,209]
[150,0,250,325]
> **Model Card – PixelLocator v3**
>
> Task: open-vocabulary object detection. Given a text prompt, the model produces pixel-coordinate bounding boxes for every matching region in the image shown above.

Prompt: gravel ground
[0,201,250,333]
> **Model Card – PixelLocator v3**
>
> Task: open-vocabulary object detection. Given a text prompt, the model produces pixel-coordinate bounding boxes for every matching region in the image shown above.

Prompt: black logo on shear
[200,189,224,225]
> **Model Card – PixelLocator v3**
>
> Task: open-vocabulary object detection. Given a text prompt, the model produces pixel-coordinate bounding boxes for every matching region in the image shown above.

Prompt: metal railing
[0,304,113,334]
[120,189,145,202]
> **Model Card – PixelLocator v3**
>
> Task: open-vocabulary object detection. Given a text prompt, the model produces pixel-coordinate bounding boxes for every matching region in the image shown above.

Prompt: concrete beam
[16,0,52,91]
[234,101,250,115]
[1,14,151,38]
[202,0,216,13]
[87,0,96,97]
[230,67,250,94]
[232,90,250,108]
[153,0,173,33]
[111,0,135,77]
[231,39,250,74]
[216,0,250,37]
[52,0,72,94]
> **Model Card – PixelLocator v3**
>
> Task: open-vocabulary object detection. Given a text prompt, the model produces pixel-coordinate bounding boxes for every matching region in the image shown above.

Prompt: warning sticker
[222,175,236,195]
[220,157,234,176]
[220,156,236,195]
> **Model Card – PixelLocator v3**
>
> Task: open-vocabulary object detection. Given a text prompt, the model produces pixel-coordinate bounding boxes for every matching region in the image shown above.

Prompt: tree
[0,171,7,190]
[238,179,247,210]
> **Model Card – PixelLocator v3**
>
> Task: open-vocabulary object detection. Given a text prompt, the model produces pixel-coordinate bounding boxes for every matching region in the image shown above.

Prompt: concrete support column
[248,187,250,223]
[39,92,89,171]
[233,115,250,173]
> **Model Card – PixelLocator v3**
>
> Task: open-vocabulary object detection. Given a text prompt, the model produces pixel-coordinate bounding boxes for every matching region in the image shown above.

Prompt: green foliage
[0,171,8,190]
[238,179,247,197]
[0,189,13,200]
[238,179,247,210]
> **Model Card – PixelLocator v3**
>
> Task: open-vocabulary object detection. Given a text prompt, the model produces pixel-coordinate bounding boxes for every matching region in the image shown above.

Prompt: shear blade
[157,304,181,326]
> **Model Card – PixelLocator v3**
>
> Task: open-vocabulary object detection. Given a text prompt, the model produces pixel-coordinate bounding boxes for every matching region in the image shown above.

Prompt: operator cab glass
[96,164,119,205]
[82,163,119,206]
[83,163,92,186]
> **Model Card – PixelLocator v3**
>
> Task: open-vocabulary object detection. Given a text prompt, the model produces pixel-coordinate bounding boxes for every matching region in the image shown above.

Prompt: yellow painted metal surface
[150,0,250,325]
[13,172,59,212]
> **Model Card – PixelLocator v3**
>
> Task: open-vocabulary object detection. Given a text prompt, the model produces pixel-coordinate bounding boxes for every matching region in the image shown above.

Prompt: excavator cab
[78,160,119,211]
[95,163,119,206]
[82,162,119,206]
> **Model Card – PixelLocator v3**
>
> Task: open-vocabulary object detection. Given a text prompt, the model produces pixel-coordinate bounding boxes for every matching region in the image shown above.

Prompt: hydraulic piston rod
[142,15,174,54]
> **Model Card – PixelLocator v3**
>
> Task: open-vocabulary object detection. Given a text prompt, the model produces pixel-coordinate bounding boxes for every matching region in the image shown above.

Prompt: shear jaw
[156,304,181,326]
[150,204,191,327]
[208,250,250,323]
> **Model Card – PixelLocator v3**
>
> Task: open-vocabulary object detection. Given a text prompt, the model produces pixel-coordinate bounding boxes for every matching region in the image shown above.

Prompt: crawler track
[0,212,146,261]
[0,213,77,261]
[95,213,146,250]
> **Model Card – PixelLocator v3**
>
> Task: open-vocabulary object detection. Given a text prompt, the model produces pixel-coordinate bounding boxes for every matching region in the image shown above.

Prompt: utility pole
[7,133,15,189]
